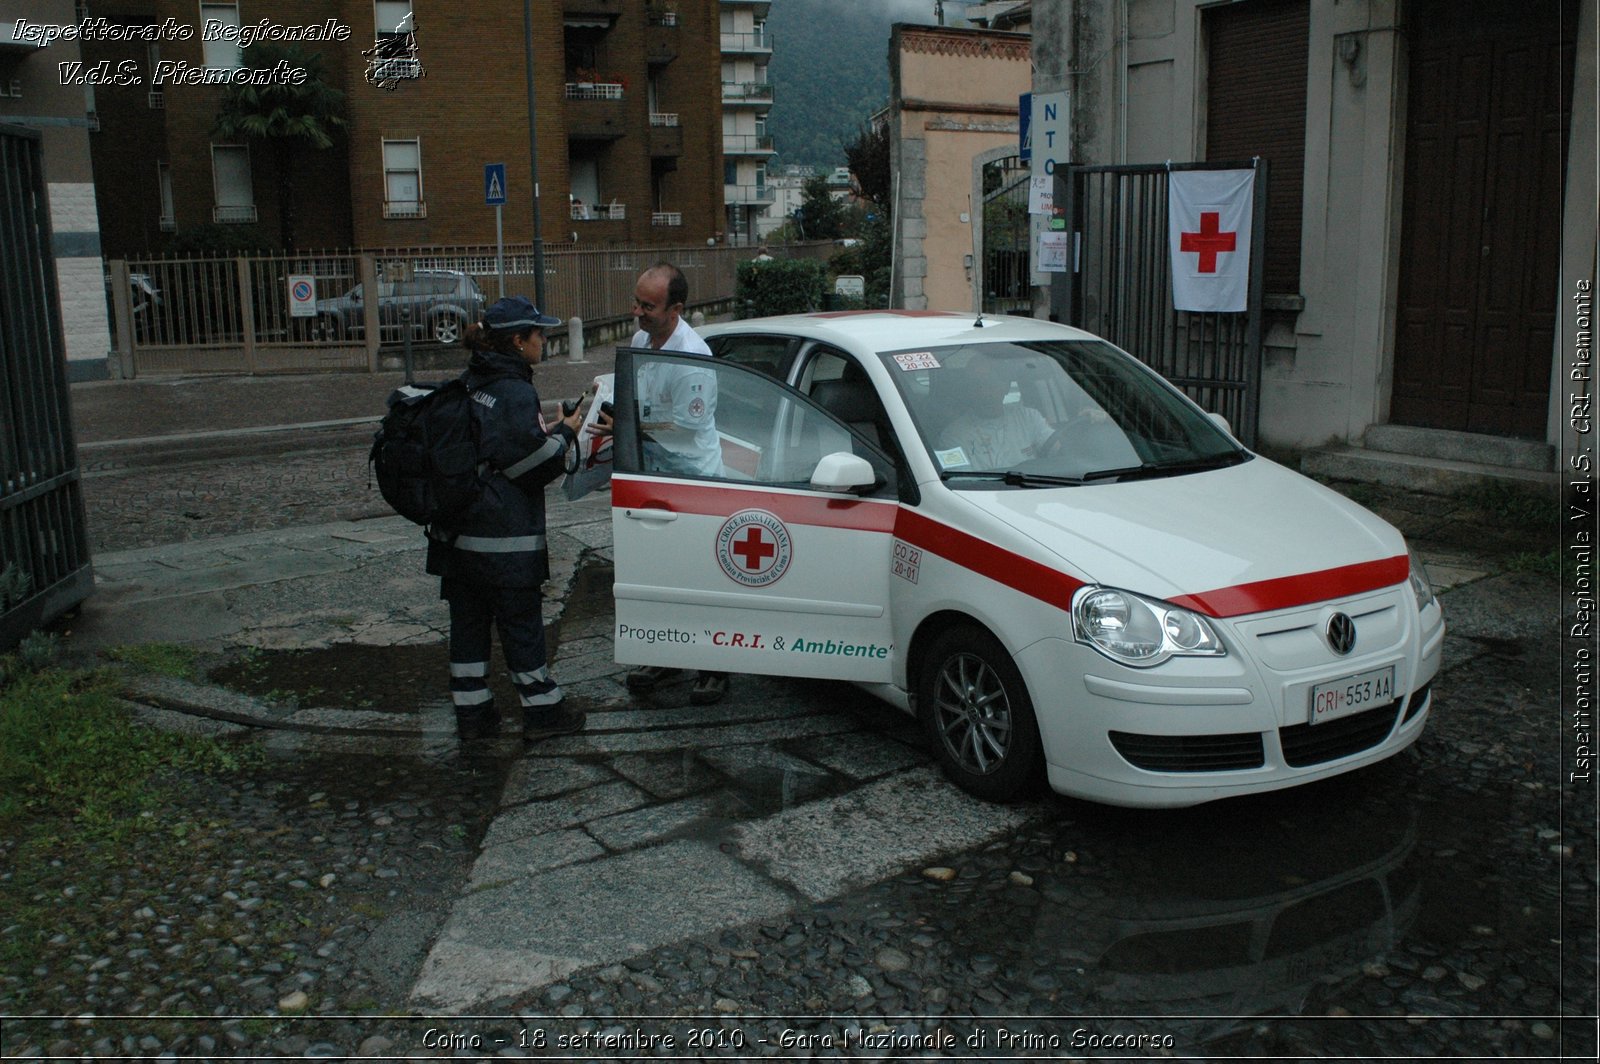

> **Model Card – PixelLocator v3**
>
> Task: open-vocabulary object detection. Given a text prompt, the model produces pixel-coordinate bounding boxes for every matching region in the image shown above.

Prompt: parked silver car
[316,269,485,344]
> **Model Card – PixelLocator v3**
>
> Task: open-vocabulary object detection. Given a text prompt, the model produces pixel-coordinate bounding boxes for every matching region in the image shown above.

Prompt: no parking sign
[288,274,317,318]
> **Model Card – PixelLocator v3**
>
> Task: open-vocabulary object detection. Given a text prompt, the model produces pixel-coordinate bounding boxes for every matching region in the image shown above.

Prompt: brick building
[78,0,726,255]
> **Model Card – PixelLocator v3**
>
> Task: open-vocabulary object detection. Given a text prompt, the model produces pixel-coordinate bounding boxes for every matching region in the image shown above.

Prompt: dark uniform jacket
[425,348,575,588]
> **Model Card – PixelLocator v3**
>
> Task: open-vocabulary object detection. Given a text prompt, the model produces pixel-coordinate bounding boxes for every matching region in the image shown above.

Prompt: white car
[608,312,1444,807]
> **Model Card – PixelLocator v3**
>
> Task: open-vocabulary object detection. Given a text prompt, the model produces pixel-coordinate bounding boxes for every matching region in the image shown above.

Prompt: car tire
[917,624,1044,801]
[431,314,462,345]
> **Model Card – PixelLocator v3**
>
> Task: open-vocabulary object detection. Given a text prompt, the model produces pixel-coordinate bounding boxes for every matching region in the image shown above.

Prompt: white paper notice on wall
[1036,231,1069,273]
[1028,174,1053,215]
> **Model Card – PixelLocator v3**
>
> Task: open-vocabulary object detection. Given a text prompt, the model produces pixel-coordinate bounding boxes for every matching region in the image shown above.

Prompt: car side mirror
[810,451,878,494]
[1208,411,1233,436]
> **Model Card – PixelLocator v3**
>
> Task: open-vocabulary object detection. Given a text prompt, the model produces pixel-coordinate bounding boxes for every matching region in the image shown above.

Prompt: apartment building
[78,0,725,255]
[719,0,773,245]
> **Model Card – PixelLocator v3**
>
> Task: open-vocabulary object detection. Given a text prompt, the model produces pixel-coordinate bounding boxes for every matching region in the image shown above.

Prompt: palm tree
[212,44,347,250]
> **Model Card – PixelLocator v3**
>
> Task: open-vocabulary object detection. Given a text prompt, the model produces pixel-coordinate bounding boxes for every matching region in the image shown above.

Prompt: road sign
[484,162,507,206]
[287,274,316,318]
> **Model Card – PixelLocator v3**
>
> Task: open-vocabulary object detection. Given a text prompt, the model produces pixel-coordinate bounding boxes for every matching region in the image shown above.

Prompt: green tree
[842,123,890,212]
[795,173,847,241]
[212,45,347,250]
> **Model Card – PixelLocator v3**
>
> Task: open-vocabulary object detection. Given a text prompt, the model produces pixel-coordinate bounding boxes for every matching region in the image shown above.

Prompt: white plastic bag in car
[562,373,615,501]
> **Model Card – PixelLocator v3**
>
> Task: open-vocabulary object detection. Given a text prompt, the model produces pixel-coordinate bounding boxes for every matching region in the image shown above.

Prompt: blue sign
[484,163,507,206]
[1018,92,1032,162]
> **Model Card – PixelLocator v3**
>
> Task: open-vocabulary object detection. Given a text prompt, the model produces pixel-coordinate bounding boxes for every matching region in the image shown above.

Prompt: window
[157,161,175,231]
[724,160,738,186]
[374,0,413,34]
[619,353,894,491]
[200,3,242,69]
[382,138,424,218]
[211,144,255,223]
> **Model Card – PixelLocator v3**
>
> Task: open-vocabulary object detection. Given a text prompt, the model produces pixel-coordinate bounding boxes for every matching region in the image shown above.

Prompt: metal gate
[0,125,94,649]
[976,153,1033,316]
[1057,160,1267,447]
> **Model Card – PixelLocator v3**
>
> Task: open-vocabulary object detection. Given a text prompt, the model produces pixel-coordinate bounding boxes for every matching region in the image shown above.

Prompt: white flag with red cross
[1168,168,1255,313]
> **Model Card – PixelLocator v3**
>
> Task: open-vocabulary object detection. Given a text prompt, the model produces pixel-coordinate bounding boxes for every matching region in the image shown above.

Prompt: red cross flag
[1168,168,1255,313]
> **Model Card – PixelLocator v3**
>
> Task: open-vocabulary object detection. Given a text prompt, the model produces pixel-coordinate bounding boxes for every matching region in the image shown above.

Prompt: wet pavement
[0,372,1592,1059]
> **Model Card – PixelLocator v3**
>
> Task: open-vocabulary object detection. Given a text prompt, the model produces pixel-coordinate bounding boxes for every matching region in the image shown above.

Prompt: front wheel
[917,625,1044,801]
[431,314,463,344]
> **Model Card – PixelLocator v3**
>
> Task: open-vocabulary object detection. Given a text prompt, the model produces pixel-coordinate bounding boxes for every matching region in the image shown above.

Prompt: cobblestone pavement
[82,444,384,554]
[9,427,1594,1058]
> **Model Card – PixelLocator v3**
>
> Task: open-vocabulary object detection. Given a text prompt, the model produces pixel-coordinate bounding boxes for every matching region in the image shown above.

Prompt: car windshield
[879,339,1249,486]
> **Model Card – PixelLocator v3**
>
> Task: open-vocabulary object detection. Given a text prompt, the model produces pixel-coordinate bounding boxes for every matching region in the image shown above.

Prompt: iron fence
[1058,160,1267,447]
[109,241,833,377]
[1,125,94,649]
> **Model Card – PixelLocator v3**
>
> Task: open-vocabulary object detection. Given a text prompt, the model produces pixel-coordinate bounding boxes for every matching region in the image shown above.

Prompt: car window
[709,334,794,379]
[614,349,896,495]
[881,339,1246,484]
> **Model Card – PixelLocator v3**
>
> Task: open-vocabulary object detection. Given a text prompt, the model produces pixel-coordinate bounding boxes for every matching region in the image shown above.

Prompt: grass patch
[1460,482,1561,531]
[1506,549,1561,578]
[103,641,201,680]
[0,654,253,835]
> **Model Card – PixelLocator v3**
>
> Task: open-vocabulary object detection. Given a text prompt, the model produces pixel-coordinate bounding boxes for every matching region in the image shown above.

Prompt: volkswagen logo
[1327,613,1357,655]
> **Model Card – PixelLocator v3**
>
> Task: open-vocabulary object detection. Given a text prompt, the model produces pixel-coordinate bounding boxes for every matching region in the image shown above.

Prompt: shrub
[737,258,827,318]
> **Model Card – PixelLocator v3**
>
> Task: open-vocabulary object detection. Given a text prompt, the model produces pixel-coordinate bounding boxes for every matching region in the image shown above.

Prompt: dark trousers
[442,579,559,715]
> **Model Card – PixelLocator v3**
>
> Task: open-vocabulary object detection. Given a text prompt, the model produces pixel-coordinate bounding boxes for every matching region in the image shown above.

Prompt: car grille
[1278,697,1404,767]
[1109,730,1266,772]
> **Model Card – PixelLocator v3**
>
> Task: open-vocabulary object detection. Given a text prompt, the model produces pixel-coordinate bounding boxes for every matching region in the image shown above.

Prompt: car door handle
[625,508,678,522]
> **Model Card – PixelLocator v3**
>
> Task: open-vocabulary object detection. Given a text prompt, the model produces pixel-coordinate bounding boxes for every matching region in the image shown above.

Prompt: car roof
[700,310,1104,352]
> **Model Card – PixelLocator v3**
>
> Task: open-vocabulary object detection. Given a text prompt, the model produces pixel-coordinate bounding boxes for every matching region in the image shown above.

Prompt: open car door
[610,348,900,683]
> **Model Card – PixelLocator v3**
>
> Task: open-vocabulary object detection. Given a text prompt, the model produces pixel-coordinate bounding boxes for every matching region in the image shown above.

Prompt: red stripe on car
[612,476,1408,619]
[1169,556,1410,618]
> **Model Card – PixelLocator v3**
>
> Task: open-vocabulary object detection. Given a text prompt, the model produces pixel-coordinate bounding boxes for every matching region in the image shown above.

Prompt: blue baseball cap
[485,295,561,331]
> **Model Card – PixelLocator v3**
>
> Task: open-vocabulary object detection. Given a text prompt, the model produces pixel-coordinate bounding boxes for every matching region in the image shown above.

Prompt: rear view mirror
[810,451,877,494]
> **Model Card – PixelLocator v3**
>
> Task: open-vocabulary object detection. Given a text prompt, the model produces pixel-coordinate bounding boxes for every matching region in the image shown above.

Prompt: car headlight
[1408,547,1437,612]
[1072,586,1226,667]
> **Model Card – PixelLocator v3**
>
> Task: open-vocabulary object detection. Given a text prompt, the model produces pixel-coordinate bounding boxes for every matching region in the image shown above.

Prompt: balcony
[721,81,773,107]
[212,204,258,224]
[572,202,626,221]
[649,116,682,157]
[651,211,683,227]
[722,132,775,156]
[646,12,677,63]
[720,30,772,55]
[724,183,775,205]
[565,83,627,140]
[383,200,427,220]
[565,81,624,100]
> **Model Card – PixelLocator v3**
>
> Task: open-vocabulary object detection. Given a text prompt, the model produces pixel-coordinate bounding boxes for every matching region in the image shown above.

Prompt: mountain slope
[765,0,940,170]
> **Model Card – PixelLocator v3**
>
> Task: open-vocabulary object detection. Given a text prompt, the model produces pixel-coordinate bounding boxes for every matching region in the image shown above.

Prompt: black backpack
[370,378,487,527]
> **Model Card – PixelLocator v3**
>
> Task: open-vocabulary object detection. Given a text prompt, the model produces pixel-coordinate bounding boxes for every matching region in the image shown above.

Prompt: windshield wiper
[1080,453,1247,483]
[940,469,1085,487]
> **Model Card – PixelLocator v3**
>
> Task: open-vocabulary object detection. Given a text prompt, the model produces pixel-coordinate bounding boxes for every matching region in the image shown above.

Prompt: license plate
[1309,666,1396,725]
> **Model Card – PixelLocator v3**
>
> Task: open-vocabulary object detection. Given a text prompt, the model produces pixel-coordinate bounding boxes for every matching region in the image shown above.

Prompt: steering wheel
[1034,422,1076,460]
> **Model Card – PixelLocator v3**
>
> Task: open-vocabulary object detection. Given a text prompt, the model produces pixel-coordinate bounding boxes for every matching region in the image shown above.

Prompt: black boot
[455,706,501,740]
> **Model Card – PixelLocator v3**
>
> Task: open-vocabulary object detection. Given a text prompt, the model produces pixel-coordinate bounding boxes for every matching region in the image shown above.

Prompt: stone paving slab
[730,768,1043,902]
[411,840,798,1011]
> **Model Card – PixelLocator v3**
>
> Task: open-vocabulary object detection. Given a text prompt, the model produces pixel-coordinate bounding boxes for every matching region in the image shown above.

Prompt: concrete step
[1302,444,1562,495]
[1364,424,1555,472]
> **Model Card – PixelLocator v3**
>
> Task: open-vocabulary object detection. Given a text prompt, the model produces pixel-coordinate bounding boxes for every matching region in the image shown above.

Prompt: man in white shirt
[629,264,723,477]
[596,263,731,704]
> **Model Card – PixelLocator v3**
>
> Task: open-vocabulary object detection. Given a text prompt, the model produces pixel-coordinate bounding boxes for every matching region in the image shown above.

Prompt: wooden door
[1391,0,1577,438]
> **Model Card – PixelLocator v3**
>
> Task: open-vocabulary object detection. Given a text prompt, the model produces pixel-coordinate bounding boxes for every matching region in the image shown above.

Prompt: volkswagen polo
[606,311,1444,807]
